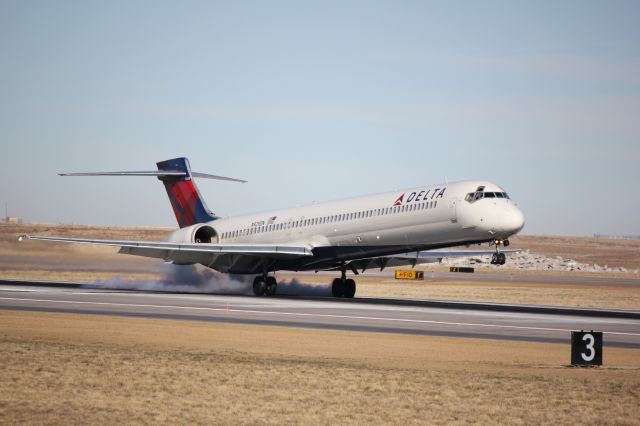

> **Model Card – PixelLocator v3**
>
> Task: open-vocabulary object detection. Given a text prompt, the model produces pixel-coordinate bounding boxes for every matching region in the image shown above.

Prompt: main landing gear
[490,239,509,265]
[253,275,277,297]
[331,268,356,298]
[252,269,357,298]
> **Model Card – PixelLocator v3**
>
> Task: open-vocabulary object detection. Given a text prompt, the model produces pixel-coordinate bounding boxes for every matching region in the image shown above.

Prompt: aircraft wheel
[331,278,344,297]
[265,276,278,296]
[491,253,498,265]
[343,279,356,298]
[498,253,506,265]
[253,276,266,296]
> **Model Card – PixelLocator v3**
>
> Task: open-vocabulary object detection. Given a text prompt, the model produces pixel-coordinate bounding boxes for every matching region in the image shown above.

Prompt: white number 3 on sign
[581,333,596,361]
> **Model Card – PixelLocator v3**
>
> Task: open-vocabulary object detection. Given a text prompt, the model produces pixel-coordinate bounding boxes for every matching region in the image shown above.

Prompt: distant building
[4,216,21,224]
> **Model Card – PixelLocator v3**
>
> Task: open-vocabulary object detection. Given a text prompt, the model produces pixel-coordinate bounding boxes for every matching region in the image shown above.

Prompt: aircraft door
[449,198,458,223]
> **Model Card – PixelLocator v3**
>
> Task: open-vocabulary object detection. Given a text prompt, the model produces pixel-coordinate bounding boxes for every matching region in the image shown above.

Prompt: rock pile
[440,250,636,274]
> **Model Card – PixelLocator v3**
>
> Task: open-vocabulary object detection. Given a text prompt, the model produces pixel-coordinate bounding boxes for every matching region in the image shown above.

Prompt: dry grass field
[0,223,166,283]
[1,311,639,425]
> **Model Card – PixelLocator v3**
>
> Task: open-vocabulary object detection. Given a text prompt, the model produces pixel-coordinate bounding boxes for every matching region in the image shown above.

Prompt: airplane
[20,157,525,298]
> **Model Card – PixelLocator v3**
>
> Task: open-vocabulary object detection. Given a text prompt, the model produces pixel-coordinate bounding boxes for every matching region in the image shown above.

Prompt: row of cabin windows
[220,200,438,241]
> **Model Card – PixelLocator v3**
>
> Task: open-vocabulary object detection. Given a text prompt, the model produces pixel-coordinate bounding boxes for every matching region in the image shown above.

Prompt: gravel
[440,250,637,274]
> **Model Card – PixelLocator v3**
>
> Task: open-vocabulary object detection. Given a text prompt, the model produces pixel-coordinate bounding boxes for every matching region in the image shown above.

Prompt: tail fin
[156,157,219,228]
[60,157,246,229]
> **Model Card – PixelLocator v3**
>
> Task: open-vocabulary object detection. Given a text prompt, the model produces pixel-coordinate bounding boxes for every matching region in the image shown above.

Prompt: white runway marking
[2,296,639,337]
[0,287,39,293]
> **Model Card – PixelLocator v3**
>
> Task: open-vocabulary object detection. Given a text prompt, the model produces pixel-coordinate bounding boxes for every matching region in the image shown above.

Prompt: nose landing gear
[490,239,508,265]
[491,252,506,265]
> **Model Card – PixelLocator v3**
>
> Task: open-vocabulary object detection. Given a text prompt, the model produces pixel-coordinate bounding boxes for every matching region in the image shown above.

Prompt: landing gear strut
[490,240,508,266]
[331,267,356,298]
[253,275,278,296]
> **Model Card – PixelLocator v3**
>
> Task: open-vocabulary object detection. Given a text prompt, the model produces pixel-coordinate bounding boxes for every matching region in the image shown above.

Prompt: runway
[1,283,639,348]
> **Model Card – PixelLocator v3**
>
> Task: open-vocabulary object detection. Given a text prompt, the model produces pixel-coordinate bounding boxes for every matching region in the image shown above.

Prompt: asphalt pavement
[1,283,639,348]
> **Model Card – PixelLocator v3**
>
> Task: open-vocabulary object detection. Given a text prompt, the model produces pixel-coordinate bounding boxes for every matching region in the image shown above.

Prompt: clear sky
[1,1,639,236]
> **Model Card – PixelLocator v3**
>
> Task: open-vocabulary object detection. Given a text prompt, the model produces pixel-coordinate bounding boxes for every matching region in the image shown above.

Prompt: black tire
[498,253,506,265]
[343,279,356,298]
[491,253,498,265]
[253,276,266,296]
[266,276,278,296]
[331,278,344,298]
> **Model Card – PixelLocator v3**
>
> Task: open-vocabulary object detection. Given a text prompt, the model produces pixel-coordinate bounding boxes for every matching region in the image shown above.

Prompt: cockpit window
[465,191,510,203]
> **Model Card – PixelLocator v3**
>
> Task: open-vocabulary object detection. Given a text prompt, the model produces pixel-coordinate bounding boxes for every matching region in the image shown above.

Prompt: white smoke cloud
[95,264,253,294]
[93,264,333,297]
[274,278,332,297]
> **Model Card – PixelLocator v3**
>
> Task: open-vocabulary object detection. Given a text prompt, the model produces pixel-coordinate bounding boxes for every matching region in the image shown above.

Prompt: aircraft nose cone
[501,205,525,235]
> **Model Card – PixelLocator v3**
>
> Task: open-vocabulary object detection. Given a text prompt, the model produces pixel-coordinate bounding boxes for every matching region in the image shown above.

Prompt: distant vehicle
[21,157,524,297]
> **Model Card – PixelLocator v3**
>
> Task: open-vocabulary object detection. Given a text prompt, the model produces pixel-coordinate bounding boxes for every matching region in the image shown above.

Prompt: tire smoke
[95,264,333,297]
[97,264,253,295]
[274,278,332,297]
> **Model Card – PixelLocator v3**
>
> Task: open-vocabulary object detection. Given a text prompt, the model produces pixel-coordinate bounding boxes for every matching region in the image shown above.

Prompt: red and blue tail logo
[156,158,216,228]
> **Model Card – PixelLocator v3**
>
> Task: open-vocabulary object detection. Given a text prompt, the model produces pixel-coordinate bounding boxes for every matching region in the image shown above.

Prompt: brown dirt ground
[510,235,640,271]
[1,311,639,425]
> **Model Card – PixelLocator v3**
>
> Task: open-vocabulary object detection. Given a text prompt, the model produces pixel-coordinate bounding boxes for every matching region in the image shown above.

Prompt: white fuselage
[165,180,525,272]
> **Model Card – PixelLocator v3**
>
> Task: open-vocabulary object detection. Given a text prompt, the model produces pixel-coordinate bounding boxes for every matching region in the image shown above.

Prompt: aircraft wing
[344,249,521,272]
[19,235,312,267]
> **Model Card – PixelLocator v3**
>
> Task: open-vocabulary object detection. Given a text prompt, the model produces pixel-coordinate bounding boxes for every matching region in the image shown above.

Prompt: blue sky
[1,1,639,235]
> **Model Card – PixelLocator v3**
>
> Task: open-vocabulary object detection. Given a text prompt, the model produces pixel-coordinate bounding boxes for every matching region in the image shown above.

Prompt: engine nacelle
[164,223,219,244]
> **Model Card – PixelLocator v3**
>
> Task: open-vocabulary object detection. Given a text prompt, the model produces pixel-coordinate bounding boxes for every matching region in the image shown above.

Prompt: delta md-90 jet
[21,157,525,298]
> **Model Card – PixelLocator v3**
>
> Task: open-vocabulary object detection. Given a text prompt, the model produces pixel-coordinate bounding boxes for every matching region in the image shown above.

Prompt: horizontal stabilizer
[59,170,246,183]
